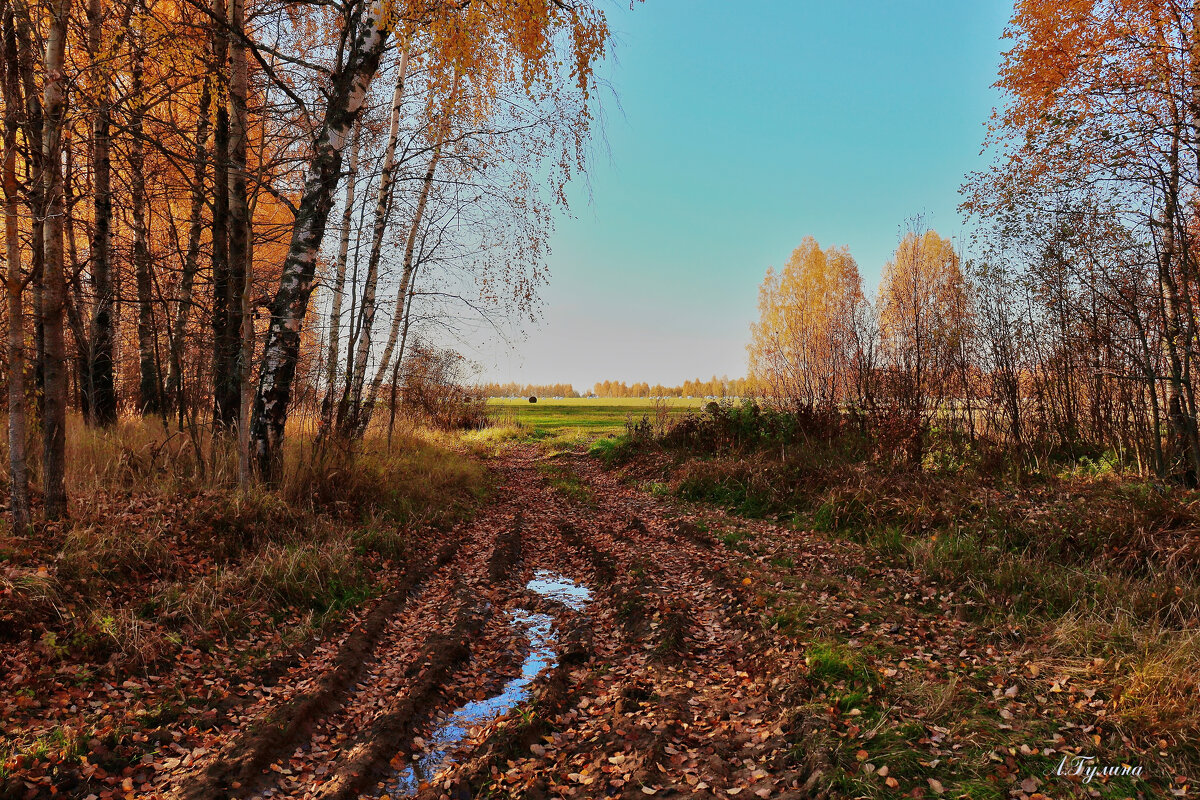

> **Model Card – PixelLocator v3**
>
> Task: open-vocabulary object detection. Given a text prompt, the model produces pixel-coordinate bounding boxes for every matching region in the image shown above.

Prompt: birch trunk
[250,0,396,481]
[40,0,71,519]
[319,123,360,431]
[358,129,446,430]
[376,259,419,435]
[341,43,410,435]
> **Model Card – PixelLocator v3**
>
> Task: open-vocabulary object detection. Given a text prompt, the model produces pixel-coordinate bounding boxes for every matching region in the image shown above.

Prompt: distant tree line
[473,383,581,399]
[472,377,753,399]
[591,377,752,398]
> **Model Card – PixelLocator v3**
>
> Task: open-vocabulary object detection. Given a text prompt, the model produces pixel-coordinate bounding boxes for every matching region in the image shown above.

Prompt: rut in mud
[152,443,800,800]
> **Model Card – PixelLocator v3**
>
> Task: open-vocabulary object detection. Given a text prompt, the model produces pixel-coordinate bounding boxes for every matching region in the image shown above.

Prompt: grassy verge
[659,448,1200,630]
[598,429,1200,793]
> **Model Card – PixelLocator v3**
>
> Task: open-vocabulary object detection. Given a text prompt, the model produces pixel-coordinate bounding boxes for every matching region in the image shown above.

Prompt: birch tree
[40,0,72,519]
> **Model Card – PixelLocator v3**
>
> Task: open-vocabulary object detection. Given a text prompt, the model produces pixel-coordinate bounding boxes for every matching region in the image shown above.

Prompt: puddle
[527,569,592,612]
[383,571,590,796]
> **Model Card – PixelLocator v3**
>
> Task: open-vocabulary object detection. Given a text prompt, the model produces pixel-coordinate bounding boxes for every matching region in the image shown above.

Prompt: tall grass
[0,411,488,671]
[0,412,486,511]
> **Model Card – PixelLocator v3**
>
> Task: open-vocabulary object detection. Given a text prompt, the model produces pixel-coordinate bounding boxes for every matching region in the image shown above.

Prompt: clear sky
[475,0,1015,390]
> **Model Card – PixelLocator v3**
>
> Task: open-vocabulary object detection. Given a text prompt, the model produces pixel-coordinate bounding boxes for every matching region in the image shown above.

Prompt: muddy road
[158,445,803,799]
[117,441,1155,800]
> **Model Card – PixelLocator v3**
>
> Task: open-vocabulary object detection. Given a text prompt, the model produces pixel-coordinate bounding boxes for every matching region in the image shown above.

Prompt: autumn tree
[250,0,613,479]
[748,236,867,413]
[965,0,1200,477]
[877,228,970,463]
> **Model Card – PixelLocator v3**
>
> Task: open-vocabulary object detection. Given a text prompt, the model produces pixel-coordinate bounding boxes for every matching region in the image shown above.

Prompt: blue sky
[477,0,1015,390]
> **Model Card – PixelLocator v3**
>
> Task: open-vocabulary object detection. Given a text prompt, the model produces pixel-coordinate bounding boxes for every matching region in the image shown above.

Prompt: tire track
[433,445,797,798]
[263,509,522,799]
[176,535,463,800]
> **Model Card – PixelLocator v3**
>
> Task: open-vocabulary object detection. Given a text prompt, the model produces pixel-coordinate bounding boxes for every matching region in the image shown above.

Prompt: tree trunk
[2,8,29,534]
[319,122,360,432]
[381,261,420,436]
[84,0,118,425]
[130,38,161,416]
[228,0,252,484]
[210,0,235,429]
[165,75,212,416]
[340,43,410,435]
[40,0,71,520]
[11,2,44,417]
[62,135,91,415]
[250,0,397,481]
[358,126,447,431]
[227,0,249,450]
[1158,130,1200,482]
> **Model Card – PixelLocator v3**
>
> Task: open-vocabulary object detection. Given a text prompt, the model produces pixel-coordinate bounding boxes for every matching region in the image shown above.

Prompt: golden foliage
[748,236,866,410]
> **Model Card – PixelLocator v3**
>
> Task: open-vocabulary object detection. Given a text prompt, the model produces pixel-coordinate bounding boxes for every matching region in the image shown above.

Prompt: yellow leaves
[748,236,866,409]
[877,229,970,388]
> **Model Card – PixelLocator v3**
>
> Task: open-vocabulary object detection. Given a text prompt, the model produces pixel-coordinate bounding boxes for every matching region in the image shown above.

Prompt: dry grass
[0,412,488,671]
[459,424,524,458]
[65,416,227,494]
[58,526,174,582]
[282,430,487,525]
[1050,610,1200,743]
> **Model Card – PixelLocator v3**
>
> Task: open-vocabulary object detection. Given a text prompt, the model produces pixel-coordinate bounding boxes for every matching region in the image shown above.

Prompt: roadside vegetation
[589,399,1200,792]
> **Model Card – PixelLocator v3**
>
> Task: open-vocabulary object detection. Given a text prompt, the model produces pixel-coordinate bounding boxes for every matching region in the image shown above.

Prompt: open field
[487,396,707,436]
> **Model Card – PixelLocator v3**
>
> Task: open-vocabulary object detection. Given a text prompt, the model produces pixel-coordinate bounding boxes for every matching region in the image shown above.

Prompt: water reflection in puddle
[383,571,589,796]
[527,569,592,612]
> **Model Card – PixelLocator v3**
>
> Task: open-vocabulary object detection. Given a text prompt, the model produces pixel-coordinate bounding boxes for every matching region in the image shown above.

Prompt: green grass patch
[536,462,592,504]
[718,529,750,551]
[806,641,876,687]
[488,397,704,437]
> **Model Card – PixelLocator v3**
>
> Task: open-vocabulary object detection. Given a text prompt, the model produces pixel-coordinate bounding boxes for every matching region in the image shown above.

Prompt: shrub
[389,341,491,430]
[661,398,845,454]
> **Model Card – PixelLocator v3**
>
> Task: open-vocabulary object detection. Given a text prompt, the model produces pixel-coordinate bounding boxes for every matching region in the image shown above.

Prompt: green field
[487,397,706,436]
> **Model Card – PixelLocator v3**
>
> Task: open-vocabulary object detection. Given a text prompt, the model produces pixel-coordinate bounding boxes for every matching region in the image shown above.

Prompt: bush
[388,341,491,430]
[662,398,844,454]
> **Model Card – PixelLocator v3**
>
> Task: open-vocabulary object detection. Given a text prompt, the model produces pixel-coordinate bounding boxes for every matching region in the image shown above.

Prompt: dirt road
[152,444,799,799]
[138,443,1161,800]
